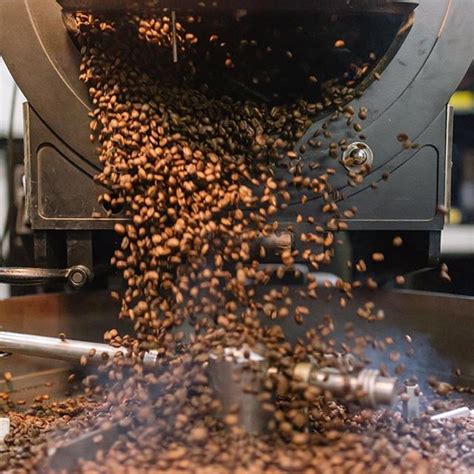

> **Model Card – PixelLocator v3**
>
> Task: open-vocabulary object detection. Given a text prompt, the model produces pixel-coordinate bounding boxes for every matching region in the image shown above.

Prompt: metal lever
[0,265,93,289]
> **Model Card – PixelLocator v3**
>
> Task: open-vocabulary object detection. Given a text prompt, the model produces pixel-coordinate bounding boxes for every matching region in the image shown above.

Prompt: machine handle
[0,265,93,289]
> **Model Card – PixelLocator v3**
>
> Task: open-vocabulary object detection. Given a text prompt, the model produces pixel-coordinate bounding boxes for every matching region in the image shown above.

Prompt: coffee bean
[392,236,403,247]
[358,107,368,120]
[189,426,208,444]
[224,414,239,426]
[395,275,405,285]
[372,253,384,262]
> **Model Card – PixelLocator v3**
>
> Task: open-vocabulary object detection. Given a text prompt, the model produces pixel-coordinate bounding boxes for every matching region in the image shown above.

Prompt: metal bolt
[71,271,85,285]
[67,265,93,289]
[351,148,368,165]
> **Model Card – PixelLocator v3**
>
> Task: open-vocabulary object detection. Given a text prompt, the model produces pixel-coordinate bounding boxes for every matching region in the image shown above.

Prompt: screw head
[351,148,368,165]
[342,142,373,172]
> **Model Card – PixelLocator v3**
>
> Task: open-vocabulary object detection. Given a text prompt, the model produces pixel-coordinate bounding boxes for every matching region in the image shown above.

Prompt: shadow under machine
[0,0,473,460]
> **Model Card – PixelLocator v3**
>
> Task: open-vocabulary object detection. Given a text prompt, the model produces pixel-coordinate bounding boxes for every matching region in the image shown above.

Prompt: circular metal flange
[342,142,374,173]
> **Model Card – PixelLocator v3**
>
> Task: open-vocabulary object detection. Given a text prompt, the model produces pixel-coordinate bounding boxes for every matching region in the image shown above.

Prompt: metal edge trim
[444,104,454,224]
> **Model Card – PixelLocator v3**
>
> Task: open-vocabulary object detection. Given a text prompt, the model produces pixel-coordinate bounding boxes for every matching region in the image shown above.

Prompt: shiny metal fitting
[294,363,398,408]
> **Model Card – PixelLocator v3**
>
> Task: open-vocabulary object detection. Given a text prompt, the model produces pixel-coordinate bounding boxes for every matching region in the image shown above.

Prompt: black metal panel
[347,145,439,222]
[25,105,125,231]
[37,147,101,221]
[338,108,449,231]
[66,231,93,268]
[278,108,449,234]
[279,0,474,193]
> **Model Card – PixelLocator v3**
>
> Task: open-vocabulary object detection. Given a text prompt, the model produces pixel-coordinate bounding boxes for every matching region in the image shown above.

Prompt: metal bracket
[402,379,420,422]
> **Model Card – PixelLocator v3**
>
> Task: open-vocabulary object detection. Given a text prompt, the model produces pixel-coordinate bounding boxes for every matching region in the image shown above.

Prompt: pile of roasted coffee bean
[3,10,473,473]
[0,396,99,473]
[75,410,473,473]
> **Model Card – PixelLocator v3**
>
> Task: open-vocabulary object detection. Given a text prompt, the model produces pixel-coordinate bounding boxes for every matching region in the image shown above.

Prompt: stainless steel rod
[431,406,473,421]
[0,331,158,367]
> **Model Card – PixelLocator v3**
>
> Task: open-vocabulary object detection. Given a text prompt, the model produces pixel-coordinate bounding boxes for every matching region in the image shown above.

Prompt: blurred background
[438,64,474,295]
[0,58,473,297]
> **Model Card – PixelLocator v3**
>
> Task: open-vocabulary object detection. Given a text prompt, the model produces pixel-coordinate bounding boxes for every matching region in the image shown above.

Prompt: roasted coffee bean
[395,275,405,285]
[358,107,368,120]
[372,252,385,262]
[392,236,403,247]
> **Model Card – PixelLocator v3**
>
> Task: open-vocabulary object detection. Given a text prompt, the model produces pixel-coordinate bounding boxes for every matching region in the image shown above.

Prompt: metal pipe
[0,265,92,288]
[431,406,473,421]
[0,331,158,367]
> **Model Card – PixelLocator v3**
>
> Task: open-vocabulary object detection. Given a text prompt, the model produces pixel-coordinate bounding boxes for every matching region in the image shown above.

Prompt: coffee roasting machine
[0,0,473,285]
[0,0,473,465]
